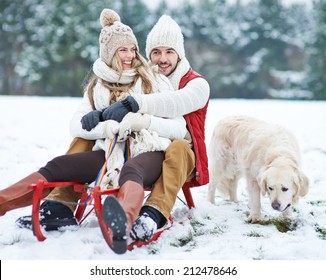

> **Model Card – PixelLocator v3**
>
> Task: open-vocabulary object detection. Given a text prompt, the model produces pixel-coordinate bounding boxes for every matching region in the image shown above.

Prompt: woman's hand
[102,96,139,122]
[81,110,103,131]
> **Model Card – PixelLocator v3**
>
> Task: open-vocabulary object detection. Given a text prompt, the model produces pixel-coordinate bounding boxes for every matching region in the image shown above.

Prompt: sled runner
[29,135,201,251]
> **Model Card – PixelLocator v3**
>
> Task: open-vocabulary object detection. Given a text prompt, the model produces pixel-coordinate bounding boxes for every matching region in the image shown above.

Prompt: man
[106,15,210,241]
[15,15,210,243]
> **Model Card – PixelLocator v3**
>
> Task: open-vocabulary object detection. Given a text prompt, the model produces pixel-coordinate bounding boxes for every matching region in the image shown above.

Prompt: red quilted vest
[179,68,209,186]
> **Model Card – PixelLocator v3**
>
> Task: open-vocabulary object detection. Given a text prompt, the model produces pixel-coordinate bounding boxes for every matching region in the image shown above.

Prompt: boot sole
[16,216,78,231]
[102,195,128,254]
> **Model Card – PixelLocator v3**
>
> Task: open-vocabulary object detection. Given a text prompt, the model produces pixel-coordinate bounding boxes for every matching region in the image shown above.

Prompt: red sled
[29,179,199,251]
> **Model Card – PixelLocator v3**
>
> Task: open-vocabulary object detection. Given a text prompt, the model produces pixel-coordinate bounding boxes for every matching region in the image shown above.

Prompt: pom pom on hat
[98,9,138,66]
[146,15,185,60]
[100,9,121,27]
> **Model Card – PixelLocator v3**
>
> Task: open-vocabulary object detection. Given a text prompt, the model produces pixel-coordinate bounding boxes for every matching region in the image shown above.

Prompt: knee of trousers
[166,140,195,164]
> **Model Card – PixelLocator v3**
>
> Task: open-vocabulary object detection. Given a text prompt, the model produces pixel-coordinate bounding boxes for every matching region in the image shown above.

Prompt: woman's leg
[102,151,164,254]
[45,137,95,213]
[39,150,105,183]
[1,150,104,216]
[118,151,164,187]
[14,150,105,230]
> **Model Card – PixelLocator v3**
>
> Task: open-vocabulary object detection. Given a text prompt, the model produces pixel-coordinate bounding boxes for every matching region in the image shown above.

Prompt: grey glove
[81,110,103,131]
[102,96,139,123]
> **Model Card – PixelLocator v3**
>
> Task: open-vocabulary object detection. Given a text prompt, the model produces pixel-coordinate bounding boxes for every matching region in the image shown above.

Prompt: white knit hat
[99,9,139,66]
[146,15,185,60]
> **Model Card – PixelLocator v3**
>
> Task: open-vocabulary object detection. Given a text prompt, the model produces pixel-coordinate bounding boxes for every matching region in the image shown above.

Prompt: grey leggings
[38,150,164,187]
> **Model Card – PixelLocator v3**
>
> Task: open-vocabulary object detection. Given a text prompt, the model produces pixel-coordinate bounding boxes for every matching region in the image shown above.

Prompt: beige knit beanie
[99,9,139,66]
[146,15,185,60]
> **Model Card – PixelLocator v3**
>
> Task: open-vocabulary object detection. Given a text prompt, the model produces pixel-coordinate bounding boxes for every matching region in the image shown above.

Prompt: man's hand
[81,110,102,131]
[118,112,151,141]
[102,96,139,122]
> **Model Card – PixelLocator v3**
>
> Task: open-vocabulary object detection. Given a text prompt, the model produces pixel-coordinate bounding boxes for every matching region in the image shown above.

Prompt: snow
[0,96,326,268]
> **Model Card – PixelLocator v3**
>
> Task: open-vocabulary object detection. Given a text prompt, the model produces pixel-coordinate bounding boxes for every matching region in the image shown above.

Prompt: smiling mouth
[159,64,170,69]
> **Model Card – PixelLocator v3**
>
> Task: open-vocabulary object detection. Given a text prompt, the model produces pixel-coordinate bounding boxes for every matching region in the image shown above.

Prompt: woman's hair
[84,50,156,109]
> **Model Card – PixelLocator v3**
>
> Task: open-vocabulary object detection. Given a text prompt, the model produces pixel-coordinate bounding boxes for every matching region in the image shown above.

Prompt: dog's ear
[299,172,309,197]
[293,170,309,202]
[258,169,268,196]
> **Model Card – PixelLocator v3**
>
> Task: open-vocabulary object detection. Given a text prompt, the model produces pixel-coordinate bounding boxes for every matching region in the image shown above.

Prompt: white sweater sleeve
[149,116,187,140]
[69,92,107,140]
[144,74,187,140]
[134,77,210,118]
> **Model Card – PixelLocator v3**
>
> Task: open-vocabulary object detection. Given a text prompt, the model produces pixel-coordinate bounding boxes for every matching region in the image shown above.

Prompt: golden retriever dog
[207,115,309,222]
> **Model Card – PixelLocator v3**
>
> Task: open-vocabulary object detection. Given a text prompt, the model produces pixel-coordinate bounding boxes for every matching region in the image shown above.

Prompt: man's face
[150,47,179,76]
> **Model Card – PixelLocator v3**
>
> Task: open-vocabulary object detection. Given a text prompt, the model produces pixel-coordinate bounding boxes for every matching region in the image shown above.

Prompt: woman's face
[117,44,137,70]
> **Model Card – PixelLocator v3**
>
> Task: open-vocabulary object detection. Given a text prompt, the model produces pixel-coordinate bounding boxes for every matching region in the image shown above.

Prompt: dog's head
[259,164,309,212]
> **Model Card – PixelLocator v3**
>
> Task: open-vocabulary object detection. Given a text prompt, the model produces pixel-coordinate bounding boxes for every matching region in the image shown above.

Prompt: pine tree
[306,0,326,100]
[0,0,36,95]
[230,0,305,99]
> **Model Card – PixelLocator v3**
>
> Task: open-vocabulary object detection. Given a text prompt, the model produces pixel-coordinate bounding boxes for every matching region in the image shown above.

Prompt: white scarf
[168,57,191,90]
[93,58,137,84]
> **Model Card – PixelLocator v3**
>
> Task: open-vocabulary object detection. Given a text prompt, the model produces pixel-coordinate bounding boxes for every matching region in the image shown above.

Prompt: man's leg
[132,140,195,241]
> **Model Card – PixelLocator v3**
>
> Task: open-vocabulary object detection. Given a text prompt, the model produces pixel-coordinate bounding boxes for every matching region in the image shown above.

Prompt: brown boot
[102,181,144,254]
[0,172,51,216]
[117,181,144,230]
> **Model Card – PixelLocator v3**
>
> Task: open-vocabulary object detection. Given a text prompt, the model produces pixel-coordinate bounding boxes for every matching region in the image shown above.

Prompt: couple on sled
[0,8,210,254]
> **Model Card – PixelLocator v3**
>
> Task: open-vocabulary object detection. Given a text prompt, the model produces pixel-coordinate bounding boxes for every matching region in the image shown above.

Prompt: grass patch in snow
[308,200,326,207]
[246,231,265,238]
[250,218,299,233]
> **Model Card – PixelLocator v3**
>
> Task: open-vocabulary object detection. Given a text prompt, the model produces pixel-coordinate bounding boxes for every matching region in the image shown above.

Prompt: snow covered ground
[0,96,325,276]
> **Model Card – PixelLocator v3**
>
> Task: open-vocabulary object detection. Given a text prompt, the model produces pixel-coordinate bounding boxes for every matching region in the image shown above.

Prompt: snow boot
[102,181,144,254]
[130,206,166,241]
[0,172,51,216]
[130,212,157,242]
[16,200,77,231]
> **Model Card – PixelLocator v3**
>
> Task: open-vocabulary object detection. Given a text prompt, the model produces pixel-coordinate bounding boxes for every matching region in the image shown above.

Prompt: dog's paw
[247,213,261,223]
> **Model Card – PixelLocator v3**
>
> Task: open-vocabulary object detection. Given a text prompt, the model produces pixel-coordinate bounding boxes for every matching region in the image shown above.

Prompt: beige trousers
[144,140,196,220]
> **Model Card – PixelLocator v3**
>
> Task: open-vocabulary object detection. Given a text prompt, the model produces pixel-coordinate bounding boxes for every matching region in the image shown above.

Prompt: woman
[0,9,187,254]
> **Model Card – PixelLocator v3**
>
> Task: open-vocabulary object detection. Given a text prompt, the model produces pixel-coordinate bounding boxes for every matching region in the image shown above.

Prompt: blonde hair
[85,50,156,109]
